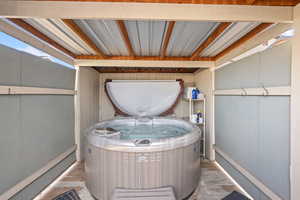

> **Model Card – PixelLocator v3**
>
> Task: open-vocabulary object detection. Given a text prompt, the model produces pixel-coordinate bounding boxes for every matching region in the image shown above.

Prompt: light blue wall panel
[257,97,290,200]
[215,41,291,200]
[215,62,240,90]
[0,96,23,193]
[20,95,75,177]
[215,41,291,90]
[0,44,75,198]
[215,95,290,200]
[237,54,260,89]
[0,45,21,85]
[260,42,291,87]
[215,96,259,176]
[215,53,260,90]
[20,53,75,89]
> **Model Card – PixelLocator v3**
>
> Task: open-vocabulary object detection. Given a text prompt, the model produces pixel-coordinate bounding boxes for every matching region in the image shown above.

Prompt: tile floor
[37,161,240,200]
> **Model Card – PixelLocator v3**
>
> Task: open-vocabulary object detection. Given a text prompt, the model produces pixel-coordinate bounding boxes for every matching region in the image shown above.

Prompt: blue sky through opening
[0,31,74,69]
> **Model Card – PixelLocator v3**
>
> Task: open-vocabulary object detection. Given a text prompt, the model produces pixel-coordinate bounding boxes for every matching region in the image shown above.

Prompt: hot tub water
[102,123,190,140]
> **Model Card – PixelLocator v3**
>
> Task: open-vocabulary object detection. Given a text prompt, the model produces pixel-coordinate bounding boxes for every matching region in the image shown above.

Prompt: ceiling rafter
[214,23,273,61]
[62,19,106,58]
[160,21,175,58]
[7,18,76,58]
[116,20,135,57]
[76,55,214,61]
[190,22,232,60]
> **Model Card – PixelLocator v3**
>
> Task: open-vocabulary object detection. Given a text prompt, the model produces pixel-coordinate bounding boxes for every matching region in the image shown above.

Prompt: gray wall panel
[20,95,75,177]
[215,96,290,200]
[257,96,290,200]
[215,41,291,90]
[237,54,260,89]
[215,96,236,155]
[0,96,23,193]
[215,62,241,90]
[215,54,260,90]
[215,41,291,200]
[215,96,259,176]
[20,53,75,89]
[0,45,21,85]
[229,96,259,175]
[0,44,75,198]
[260,42,291,87]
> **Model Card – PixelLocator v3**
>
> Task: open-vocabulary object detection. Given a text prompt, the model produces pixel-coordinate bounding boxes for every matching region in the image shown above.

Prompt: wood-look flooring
[35,160,241,200]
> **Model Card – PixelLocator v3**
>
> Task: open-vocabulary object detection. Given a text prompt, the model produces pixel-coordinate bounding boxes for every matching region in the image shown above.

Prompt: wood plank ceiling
[6,0,296,72]
[94,67,200,73]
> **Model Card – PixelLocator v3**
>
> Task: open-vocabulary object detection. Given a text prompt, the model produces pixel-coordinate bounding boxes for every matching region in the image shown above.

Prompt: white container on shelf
[191,114,198,123]
[184,87,196,99]
[184,87,204,100]
[197,117,204,124]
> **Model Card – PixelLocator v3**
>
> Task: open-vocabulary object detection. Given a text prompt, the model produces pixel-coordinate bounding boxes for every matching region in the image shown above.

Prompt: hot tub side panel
[85,141,201,200]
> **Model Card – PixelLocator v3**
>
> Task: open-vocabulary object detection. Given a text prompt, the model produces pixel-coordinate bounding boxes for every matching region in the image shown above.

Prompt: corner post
[291,4,300,200]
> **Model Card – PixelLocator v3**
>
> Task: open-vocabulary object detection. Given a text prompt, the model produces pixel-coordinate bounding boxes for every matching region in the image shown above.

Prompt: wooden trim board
[0,1,293,23]
[27,0,298,6]
[0,86,75,95]
[214,86,291,96]
[75,59,214,68]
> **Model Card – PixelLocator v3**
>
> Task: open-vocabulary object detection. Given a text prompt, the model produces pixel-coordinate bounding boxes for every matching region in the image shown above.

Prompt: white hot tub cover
[105,79,183,117]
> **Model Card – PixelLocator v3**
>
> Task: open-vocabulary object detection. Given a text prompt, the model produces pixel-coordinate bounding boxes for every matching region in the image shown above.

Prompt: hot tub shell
[85,80,201,200]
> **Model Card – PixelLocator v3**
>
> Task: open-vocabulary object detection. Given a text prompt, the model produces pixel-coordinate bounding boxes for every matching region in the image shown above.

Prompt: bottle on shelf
[192,88,200,99]
[196,111,203,124]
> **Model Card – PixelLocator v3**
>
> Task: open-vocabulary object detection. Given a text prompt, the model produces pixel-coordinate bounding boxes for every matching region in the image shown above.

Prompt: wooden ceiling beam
[1,2,292,23]
[214,23,273,61]
[62,19,105,58]
[191,22,232,60]
[76,55,214,61]
[160,21,175,58]
[32,0,298,6]
[7,18,76,58]
[116,20,135,57]
[246,0,257,4]
[77,59,213,68]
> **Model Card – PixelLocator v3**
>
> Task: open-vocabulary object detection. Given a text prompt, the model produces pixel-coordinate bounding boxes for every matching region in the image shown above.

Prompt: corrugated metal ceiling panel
[21,19,262,59]
[24,18,83,55]
[50,19,97,55]
[124,20,167,56]
[200,22,260,57]
[166,21,218,57]
[74,19,129,56]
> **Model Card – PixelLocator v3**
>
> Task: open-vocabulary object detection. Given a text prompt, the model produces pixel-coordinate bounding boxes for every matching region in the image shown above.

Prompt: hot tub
[85,80,201,200]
